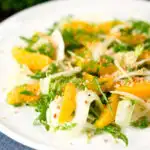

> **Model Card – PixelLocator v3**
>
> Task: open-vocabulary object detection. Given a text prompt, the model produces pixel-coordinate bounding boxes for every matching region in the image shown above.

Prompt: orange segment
[139,50,150,65]
[83,72,114,94]
[111,33,146,45]
[12,47,52,71]
[95,94,119,128]
[63,20,95,33]
[116,82,150,99]
[96,21,123,34]
[7,83,40,105]
[58,83,76,123]
[99,64,117,76]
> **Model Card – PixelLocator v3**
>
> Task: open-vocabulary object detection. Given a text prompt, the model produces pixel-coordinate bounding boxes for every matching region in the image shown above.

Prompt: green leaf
[130,20,150,35]
[131,116,149,129]
[20,90,35,96]
[54,123,77,131]
[46,63,59,75]
[95,124,128,146]
[92,77,108,104]
[29,71,46,79]
[135,44,144,57]
[101,55,114,67]
[34,94,54,130]
[110,42,133,52]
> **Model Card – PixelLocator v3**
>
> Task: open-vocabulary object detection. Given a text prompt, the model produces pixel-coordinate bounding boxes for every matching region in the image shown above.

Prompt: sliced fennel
[114,59,132,81]
[51,30,65,61]
[115,69,150,81]
[115,99,135,127]
[70,90,103,136]
[136,58,150,66]
[46,96,62,129]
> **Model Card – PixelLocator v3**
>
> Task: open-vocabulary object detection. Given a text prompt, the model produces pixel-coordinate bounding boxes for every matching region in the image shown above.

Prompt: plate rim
[1,0,150,149]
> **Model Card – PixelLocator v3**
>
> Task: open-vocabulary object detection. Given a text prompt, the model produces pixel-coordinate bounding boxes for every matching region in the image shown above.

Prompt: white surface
[0,0,150,150]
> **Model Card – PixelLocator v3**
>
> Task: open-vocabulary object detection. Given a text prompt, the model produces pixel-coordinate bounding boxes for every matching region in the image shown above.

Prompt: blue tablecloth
[0,132,32,150]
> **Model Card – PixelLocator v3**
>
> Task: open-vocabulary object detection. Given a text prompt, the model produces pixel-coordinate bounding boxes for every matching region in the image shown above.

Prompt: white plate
[0,0,150,150]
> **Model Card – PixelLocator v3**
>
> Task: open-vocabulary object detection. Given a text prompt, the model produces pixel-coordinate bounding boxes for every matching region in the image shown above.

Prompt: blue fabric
[0,132,32,150]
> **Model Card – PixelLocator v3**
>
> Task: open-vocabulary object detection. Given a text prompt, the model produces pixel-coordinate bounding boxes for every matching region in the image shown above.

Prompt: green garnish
[93,77,108,104]
[135,44,144,57]
[34,94,54,130]
[131,116,149,129]
[95,124,128,146]
[29,71,46,79]
[130,20,150,35]
[101,55,114,67]
[54,123,77,131]
[29,63,59,79]
[110,41,133,52]
[20,34,55,57]
[20,90,35,96]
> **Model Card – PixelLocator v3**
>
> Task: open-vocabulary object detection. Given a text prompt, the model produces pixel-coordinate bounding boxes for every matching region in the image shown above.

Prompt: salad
[7,16,150,146]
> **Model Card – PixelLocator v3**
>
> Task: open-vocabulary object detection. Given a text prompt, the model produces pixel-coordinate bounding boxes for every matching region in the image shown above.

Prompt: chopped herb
[144,38,150,49]
[54,123,77,131]
[29,71,46,79]
[20,90,35,96]
[130,20,150,35]
[34,94,54,130]
[13,103,23,107]
[93,77,108,104]
[48,22,59,35]
[37,43,55,57]
[111,41,133,52]
[120,28,133,36]
[49,75,87,96]
[62,28,83,50]
[83,60,100,75]
[46,63,59,75]
[29,62,59,80]
[20,34,39,48]
[131,116,149,129]
[135,44,144,57]
[101,55,114,67]
[95,124,128,146]
[20,34,55,57]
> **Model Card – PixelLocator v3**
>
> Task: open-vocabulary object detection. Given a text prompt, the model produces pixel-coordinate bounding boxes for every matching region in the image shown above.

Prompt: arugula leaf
[20,90,34,96]
[95,124,128,146]
[131,116,149,129]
